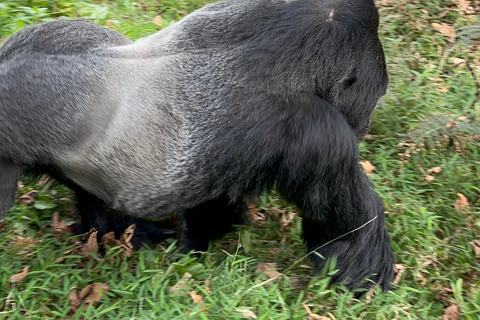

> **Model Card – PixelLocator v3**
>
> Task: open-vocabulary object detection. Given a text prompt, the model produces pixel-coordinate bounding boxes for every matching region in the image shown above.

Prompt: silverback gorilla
[0,0,395,290]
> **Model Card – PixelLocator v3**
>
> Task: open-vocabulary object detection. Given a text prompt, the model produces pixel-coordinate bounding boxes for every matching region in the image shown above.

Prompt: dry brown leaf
[437,86,450,93]
[442,305,460,320]
[189,291,203,304]
[360,161,376,175]
[69,290,82,312]
[376,0,390,7]
[436,288,454,303]
[19,191,37,206]
[470,240,480,256]
[428,167,442,174]
[302,303,330,320]
[10,236,39,255]
[453,0,475,14]
[100,225,136,263]
[235,309,258,319]
[101,231,120,247]
[52,212,69,239]
[431,23,455,42]
[250,211,267,222]
[453,193,469,212]
[203,279,212,294]
[268,208,282,218]
[255,262,282,279]
[280,212,295,228]
[119,224,135,249]
[445,121,459,129]
[393,264,406,285]
[152,15,163,26]
[36,174,51,186]
[70,283,110,312]
[424,175,435,183]
[79,229,99,258]
[449,58,467,67]
[9,266,29,283]
[11,236,37,247]
[79,283,110,304]
[169,272,192,294]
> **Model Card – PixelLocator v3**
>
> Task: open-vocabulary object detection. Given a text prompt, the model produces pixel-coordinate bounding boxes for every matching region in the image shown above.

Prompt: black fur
[0,0,395,290]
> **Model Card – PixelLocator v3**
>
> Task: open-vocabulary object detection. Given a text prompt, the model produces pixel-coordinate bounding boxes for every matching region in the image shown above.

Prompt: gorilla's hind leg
[74,189,176,249]
[179,194,248,253]
[0,161,19,219]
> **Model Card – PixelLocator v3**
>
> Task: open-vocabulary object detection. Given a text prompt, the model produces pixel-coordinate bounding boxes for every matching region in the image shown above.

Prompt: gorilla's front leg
[298,168,395,291]
[75,189,176,249]
[0,161,19,219]
[178,194,248,253]
[270,95,395,291]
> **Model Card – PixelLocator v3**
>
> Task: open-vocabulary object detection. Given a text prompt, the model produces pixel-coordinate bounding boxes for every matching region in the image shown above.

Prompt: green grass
[1,0,480,319]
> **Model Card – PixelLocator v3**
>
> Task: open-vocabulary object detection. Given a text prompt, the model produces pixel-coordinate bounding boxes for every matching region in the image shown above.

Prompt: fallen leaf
[428,167,442,174]
[453,0,475,14]
[36,174,51,186]
[280,212,295,230]
[437,86,450,93]
[10,236,39,255]
[250,211,267,222]
[19,190,38,206]
[365,288,377,304]
[393,264,406,285]
[431,23,455,42]
[9,266,29,283]
[360,161,376,175]
[101,225,136,263]
[436,288,454,303]
[424,175,435,183]
[453,193,469,212]
[52,212,69,239]
[235,309,258,319]
[268,208,282,218]
[255,262,282,279]
[442,305,460,320]
[79,283,110,304]
[189,291,203,304]
[445,121,459,129]
[203,279,212,294]
[119,224,135,248]
[449,58,467,67]
[169,272,193,294]
[70,283,110,312]
[302,303,329,320]
[470,240,480,256]
[101,231,119,248]
[152,15,163,26]
[69,290,81,312]
[79,228,99,258]
[457,116,467,121]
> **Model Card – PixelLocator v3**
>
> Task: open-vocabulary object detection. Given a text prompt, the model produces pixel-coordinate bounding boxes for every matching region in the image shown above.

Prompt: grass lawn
[0,0,479,319]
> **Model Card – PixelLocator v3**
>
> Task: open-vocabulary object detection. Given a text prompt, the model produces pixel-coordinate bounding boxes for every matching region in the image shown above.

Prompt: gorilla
[0,0,395,290]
